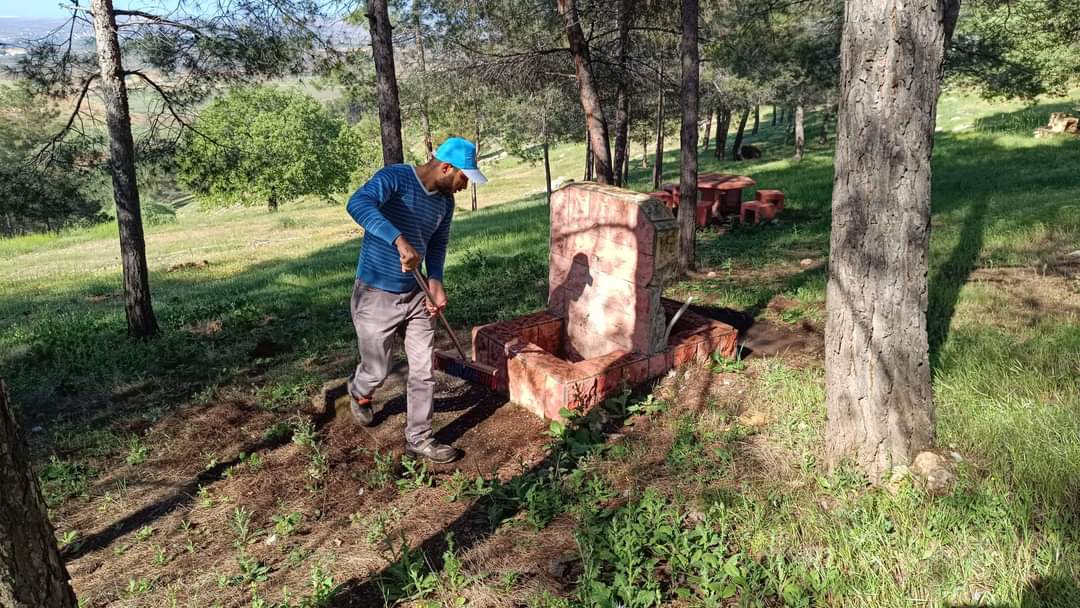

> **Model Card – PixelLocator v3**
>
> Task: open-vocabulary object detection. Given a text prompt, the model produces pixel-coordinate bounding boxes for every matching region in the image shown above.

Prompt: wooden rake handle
[411,268,469,361]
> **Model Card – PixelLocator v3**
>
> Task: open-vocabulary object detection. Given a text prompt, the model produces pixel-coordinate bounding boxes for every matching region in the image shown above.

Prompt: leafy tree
[335,116,388,191]
[0,165,106,237]
[15,0,321,336]
[499,86,584,202]
[178,86,371,211]
[0,82,107,236]
[948,0,1080,98]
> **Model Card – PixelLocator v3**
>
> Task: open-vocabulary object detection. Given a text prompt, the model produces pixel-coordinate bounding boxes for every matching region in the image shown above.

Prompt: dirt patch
[185,319,223,336]
[53,357,550,607]
[1049,251,1080,281]
[250,337,293,358]
[741,317,824,367]
[166,260,210,272]
[966,266,1080,330]
[84,292,121,303]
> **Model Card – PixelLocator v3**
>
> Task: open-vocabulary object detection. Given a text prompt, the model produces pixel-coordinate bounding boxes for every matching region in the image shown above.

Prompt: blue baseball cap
[434,137,488,184]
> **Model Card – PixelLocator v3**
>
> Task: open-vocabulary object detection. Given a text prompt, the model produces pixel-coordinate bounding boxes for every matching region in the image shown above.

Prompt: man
[345,137,487,464]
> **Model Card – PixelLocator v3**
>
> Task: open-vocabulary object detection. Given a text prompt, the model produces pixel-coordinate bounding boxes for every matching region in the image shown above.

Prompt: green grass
[2,91,1079,606]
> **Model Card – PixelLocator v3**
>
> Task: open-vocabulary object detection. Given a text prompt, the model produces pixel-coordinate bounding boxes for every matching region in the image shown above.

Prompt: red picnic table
[657,173,757,226]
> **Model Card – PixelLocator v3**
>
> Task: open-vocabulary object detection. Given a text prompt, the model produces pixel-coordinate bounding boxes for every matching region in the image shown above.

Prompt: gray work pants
[347,279,435,446]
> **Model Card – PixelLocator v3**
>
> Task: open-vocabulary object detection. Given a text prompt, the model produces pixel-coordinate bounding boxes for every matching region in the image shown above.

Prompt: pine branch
[112,9,205,36]
[29,73,98,165]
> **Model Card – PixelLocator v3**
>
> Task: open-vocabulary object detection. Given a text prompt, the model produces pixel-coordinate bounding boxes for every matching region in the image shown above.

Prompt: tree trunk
[268,191,279,212]
[678,0,698,272]
[825,0,961,482]
[731,108,750,160]
[91,0,158,338]
[0,381,80,608]
[414,11,433,159]
[557,0,614,184]
[651,62,665,190]
[702,109,712,150]
[786,107,796,144]
[623,140,630,185]
[471,119,480,211]
[752,104,760,134]
[612,0,633,188]
[794,104,805,161]
[778,107,785,124]
[543,140,552,204]
[772,104,777,126]
[715,108,730,160]
[818,102,831,144]
[367,0,404,166]
[641,138,648,168]
[584,137,593,181]
[614,91,628,188]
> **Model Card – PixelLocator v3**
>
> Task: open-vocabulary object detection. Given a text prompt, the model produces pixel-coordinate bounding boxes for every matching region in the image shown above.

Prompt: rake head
[433,351,504,392]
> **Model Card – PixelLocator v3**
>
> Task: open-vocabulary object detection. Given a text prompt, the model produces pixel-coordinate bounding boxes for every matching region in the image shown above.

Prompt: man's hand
[394,235,421,273]
[425,279,448,317]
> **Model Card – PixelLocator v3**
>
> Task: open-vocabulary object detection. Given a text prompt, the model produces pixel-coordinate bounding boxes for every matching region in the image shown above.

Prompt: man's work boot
[406,438,460,464]
[350,394,375,427]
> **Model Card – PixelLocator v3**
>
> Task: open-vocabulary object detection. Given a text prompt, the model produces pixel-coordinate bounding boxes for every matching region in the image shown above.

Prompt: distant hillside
[0,16,93,45]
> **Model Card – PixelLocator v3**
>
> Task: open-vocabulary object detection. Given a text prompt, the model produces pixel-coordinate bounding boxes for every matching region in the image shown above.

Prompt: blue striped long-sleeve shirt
[346,164,455,293]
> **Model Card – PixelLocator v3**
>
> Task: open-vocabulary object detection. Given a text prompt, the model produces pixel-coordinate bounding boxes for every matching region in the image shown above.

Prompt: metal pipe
[663,296,693,346]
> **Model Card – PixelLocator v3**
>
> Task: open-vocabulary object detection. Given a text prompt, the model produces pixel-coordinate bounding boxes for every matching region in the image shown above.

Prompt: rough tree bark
[825,0,961,482]
[651,62,665,190]
[0,381,80,608]
[90,0,158,338]
[613,96,628,187]
[752,104,760,134]
[557,0,614,184]
[731,108,750,160]
[471,119,480,210]
[818,100,831,144]
[367,0,404,165]
[678,0,699,272]
[794,103,805,161]
[715,108,730,160]
[543,140,552,204]
[772,104,778,126]
[584,137,594,181]
[702,109,713,150]
[612,0,633,187]
[786,107,796,143]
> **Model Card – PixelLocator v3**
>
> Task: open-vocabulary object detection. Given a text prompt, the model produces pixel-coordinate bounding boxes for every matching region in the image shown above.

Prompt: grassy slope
[1,92,1079,607]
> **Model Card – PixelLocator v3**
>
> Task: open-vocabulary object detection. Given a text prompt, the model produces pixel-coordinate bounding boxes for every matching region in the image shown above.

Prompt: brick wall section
[471,311,562,387]
[477,301,737,420]
[548,184,678,359]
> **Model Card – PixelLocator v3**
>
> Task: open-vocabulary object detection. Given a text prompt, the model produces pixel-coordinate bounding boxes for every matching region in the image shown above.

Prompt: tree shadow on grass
[0,197,549,417]
[928,197,987,369]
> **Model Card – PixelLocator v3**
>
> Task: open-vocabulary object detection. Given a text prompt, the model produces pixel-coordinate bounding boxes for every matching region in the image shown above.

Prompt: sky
[0,1,137,19]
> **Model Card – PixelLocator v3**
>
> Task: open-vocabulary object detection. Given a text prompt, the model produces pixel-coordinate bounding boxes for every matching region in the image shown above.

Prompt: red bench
[739,189,785,224]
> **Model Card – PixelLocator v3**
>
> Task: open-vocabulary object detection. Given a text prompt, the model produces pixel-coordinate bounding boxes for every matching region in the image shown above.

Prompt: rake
[412,269,502,391]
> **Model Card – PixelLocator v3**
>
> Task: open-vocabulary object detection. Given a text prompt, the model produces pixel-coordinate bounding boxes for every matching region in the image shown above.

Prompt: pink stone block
[648,352,670,379]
